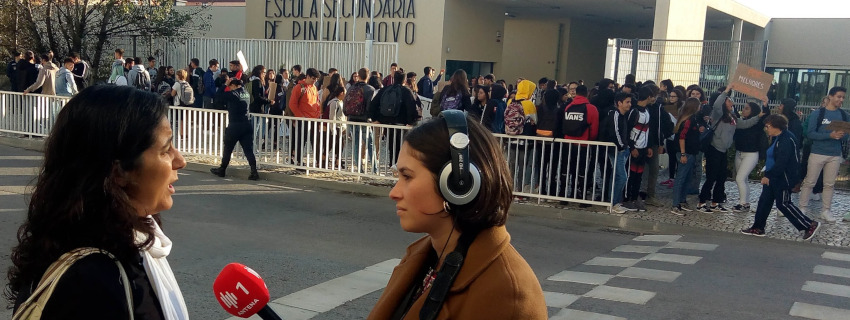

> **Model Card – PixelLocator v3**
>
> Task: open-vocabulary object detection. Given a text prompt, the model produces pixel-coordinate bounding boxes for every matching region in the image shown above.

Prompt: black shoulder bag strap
[419,229,480,320]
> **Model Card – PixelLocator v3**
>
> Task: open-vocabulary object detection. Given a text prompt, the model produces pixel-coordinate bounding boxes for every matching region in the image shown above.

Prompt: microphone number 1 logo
[236,282,250,295]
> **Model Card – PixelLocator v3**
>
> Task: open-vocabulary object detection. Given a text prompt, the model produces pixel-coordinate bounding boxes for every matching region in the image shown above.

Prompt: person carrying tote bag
[7,86,189,320]
[13,248,133,320]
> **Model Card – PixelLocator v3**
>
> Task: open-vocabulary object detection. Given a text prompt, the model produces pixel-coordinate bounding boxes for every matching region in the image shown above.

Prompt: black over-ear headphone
[438,110,482,206]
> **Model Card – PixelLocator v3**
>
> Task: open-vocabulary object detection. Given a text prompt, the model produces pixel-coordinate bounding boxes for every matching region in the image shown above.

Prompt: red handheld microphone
[213,263,282,320]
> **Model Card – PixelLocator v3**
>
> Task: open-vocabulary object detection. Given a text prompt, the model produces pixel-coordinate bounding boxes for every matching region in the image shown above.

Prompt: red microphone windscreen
[213,263,271,318]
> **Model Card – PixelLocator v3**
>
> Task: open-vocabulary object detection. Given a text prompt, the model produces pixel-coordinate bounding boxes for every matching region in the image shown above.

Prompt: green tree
[0,0,210,81]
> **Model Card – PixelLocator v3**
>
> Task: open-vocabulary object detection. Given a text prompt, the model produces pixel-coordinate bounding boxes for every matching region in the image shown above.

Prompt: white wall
[498,19,570,84]
[767,18,850,69]
[440,0,505,71]
[565,19,652,84]
[243,0,445,76]
[177,6,246,38]
[653,0,707,40]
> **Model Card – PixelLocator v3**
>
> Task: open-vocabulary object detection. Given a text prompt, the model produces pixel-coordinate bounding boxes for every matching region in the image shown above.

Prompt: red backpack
[343,84,367,117]
[504,99,526,135]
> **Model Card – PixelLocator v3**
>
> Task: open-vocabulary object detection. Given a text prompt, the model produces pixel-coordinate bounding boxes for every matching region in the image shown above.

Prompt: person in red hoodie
[288,68,321,166]
[555,85,599,203]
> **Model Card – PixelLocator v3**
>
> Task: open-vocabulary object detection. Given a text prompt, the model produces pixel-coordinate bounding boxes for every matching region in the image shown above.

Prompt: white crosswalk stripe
[550,308,626,320]
[612,245,662,253]
[548,271,615,285]
[822,251,850,262]
[813,265,850,279]
[789,302,850,320]
[788,251,850,319]
[543,291,581,309]
[584,285,656,305]
[617,267,681,282]
[801,281,850,299]
[545,235,717,319]
[643,253,702,264]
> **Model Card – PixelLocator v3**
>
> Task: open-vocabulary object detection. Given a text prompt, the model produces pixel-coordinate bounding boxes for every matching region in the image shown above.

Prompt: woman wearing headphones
[368,110,547,320]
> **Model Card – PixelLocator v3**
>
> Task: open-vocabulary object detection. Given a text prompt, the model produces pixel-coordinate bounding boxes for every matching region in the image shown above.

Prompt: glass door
[800,72,830,106]
[836,73,850,89]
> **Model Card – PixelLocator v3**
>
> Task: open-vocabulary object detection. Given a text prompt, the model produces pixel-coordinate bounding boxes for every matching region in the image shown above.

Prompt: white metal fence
[0,92,70,137]
[178,38,399,79]
[166,106,619,208]
[0,90,620,209]
[100,37,399,82]
[606,39,768,93]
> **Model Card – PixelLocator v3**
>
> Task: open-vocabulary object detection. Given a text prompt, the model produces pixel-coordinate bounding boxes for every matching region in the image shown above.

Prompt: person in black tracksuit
[210,79,259,180]
[742,115,819,239]
[599,92,632,212]
[778,98,806,192]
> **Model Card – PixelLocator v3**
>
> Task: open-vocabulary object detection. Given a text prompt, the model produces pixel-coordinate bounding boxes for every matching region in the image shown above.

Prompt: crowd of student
[5,50,90,96]
[5,47,849,241]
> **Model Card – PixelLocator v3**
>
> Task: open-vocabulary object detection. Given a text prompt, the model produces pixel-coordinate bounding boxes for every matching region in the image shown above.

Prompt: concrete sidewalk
[2,135,848,247]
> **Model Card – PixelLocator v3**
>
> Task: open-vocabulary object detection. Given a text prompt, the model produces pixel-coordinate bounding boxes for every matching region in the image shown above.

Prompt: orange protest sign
[730,64,773,101]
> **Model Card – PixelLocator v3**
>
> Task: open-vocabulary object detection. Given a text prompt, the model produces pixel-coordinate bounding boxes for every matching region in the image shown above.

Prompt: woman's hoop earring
[443,201,451,214]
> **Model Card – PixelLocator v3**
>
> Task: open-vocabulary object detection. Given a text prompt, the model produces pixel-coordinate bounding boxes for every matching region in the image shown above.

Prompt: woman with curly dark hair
[6,85,188,319]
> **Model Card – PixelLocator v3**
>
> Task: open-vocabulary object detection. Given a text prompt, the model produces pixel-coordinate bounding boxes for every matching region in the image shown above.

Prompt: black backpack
[562,103,589,137]
[380,85,404,118]
[815,106,850,158]
[133,71,150,91]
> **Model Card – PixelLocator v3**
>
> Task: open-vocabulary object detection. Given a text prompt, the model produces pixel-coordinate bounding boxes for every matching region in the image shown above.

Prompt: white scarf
[135,216,190,320]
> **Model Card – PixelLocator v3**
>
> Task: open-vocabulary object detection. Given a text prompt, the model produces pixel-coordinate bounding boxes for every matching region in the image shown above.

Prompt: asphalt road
[2,144,849,320]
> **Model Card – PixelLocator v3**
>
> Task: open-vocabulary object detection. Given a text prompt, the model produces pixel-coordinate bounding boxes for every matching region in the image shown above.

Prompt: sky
[735,0,850,18]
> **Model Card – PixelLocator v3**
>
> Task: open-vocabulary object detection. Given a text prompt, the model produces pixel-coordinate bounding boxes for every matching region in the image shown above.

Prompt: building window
[800,72,831,106]
[836,73,850,90]
[446,60,494,80]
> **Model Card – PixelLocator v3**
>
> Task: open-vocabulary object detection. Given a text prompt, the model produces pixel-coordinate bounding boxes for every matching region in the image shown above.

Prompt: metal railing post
[613,38,622,83]
[630,38,640,78]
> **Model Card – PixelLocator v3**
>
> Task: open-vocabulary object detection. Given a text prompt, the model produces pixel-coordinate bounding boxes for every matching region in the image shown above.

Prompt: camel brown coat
[368,226,547,320]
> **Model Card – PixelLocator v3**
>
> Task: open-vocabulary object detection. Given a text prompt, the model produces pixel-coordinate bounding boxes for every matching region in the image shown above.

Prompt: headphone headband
[443,110,470,179]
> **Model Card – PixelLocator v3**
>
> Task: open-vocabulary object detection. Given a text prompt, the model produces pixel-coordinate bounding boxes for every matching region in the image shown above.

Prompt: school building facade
[197,0,849,103]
